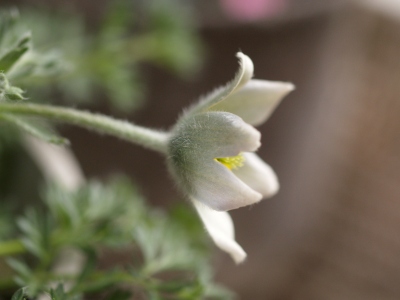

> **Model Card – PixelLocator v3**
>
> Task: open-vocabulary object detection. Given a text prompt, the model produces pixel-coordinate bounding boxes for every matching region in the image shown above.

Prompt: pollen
[215,153,245,170]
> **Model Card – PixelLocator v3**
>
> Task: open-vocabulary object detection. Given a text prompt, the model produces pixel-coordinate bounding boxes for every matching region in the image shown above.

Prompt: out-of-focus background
[2,0,400,299]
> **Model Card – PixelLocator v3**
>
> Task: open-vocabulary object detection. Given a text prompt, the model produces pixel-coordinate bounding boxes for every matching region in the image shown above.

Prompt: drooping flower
[167,53,294,263]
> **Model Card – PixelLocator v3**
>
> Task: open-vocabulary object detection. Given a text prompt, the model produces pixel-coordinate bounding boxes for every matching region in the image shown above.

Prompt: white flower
[167,52,294,263]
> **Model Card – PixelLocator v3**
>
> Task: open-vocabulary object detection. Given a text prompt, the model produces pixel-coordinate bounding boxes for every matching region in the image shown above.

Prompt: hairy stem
[0,103,169,154]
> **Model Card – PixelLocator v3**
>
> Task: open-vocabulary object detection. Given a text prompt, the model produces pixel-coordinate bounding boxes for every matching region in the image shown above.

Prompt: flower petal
[192,199,247,264]
[188,158,263,210]
[168,111,262,211]
[233,152,279,198]
[210,79,294,126]
[184,52,254,117]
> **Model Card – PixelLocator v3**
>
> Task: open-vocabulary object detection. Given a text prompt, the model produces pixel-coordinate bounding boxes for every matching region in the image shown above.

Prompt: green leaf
[1,114,69,145]
[17,209,53,260]
[155,279,202,294]
[50,284,68,300]
[0,32,31,73]
[5,177,233,298]
[11,287,25,300]
[6,258,31,279]
[75,247,96,285]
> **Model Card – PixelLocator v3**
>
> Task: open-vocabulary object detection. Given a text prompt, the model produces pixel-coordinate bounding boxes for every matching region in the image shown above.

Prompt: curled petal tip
[236,52,254,85]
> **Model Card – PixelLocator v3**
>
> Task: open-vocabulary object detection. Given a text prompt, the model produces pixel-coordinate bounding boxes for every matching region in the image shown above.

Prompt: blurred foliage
[0,8,67,96]
[2,0,203,112]
[0,205,14,240]
[0,0,204,196]
[0,1,203,205]
[0,8,65,149]
[0,0,203,144]
[1,177,233,299]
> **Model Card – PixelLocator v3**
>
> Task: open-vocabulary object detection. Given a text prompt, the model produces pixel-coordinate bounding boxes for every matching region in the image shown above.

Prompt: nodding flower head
[167,52,294,263]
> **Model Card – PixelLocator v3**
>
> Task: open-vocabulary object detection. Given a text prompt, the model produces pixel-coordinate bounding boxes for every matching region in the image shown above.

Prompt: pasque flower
[167,53,294,263]
[1,51,293,264]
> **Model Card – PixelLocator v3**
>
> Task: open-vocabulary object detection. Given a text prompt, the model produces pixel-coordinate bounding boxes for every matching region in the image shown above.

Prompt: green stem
[0,103,169,154]
[0,239,25,257]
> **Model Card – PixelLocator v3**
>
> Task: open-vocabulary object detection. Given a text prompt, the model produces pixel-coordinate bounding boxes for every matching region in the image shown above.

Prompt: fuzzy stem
[0,103,169,154]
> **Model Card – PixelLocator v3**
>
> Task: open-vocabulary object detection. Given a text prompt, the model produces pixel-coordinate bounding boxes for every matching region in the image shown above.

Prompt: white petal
[210,79,294,126]
[233,152,279,198]
[168,112,262,211]
[192,199,247,264]
[183,52,254,117]
[233,52,254,92]
[188,159,263,211]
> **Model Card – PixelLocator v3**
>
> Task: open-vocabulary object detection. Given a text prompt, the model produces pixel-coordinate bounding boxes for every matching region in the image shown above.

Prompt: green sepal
[0,32,31,73]
[0,72,25,101]
[4,86,25,101]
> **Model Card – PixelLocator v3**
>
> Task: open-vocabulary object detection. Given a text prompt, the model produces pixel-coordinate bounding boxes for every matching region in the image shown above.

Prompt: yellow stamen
[215,153,245,170]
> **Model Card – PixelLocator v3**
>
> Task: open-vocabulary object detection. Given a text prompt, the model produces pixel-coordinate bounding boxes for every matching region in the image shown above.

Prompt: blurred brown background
[4,0,400,299]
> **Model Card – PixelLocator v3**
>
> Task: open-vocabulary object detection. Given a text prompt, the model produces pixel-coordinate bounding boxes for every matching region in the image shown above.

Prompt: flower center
[215,153,245,170]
